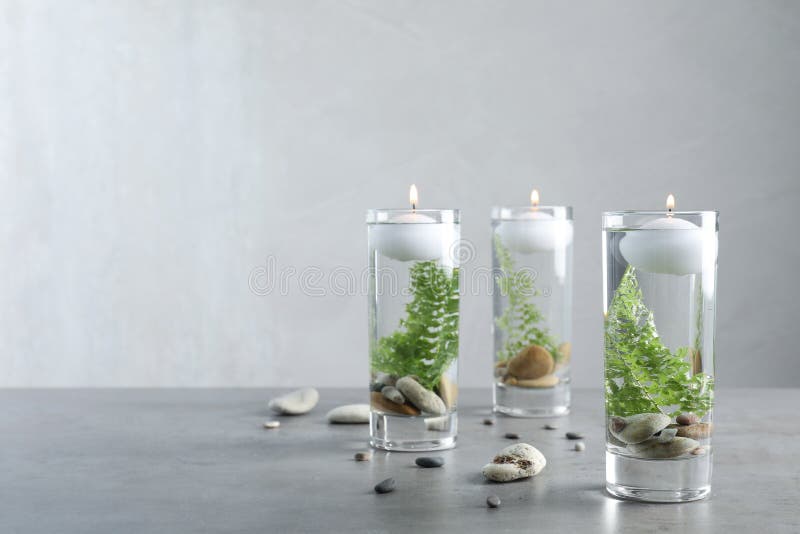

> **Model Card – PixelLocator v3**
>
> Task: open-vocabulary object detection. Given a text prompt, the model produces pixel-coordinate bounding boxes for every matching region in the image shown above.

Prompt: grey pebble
[415,456,445,468]
[658,428,678,443]
[486,495,501,508]
[609,413,670,444]
[381,385,406,405]
[504,432,520,439]
[374,477,396,494]
[375,373,397,387]
[354,451,372,462]
[544,423,558,430]
[574,441,586,451]
[565,432,583,440]
[483,418,495,426]
[396,376,446,415]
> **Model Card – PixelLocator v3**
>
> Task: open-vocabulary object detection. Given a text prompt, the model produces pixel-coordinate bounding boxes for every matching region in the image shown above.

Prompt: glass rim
[491,205,573,220]
[602,210,718,216]
[366,208,460,224]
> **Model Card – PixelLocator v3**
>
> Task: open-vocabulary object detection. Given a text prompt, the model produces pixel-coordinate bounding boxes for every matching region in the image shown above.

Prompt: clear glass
[602,210,718,502]
[491,206,573,417]
[366,208,460,451]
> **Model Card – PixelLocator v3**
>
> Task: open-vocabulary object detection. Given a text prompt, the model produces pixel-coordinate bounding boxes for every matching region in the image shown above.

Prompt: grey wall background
[1,1,798,388]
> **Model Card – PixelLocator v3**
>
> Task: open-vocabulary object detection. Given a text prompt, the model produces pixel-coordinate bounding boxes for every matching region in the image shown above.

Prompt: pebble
[370,391,420,416]
[657,428,678,443]
[574,441,585,451]
[544,423,558,430]
[374,477,396,494]
[606,431,627,447]
[675,422,713,440]
[354,451,372,462]
[375,373,397,387]
[504,432,520,439]
[507,345,555,379]
[565,432,583,440]
[326,404,370,424]
[483,418,495,426]
[482,443,547,482]
[515,375,560,388]
[691,446,707,456]
[486,495,501,508]
[438,375,458,409]
[628,436,699,459]
[381,386,406,405]
[268,388,319,415]
[608,413,670,444]
[415,456,445,468]
[676,413,699,426]
[425,416,451,432]
[396,376,447,415]
[263,421,280,429]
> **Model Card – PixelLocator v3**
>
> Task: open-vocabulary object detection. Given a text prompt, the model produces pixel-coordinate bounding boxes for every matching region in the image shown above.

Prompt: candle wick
[412,203,416,212]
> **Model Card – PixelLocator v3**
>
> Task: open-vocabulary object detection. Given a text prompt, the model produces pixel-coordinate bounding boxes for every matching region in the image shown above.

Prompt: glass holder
[603,210,718,502]
[366,208,460,451]
[491,206,574,417]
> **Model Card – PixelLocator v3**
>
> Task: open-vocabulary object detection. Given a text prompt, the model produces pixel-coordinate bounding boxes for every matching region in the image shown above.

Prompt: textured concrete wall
[1,1,798,386]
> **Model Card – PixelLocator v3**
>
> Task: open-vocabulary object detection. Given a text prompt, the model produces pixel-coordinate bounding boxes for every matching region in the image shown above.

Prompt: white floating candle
[494,189,574,254]
[371,185,447,262]
[618,194,704,275]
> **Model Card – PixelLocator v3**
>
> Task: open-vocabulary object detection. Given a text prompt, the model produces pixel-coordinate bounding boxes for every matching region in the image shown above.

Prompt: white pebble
[482,443,547,482]
[574,441,585,451]
[326,404,370,424]
[268,388,319,415]
[263,421,280,429]
[425,415,451,431]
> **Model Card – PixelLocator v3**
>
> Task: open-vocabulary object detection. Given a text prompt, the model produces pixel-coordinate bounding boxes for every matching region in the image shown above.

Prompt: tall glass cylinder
[491,206,573,417]
[366,208,460,451]
[603,210,718,502]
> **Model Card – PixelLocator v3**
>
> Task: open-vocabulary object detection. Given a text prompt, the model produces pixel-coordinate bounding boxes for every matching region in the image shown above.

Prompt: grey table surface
[1,388,798,533]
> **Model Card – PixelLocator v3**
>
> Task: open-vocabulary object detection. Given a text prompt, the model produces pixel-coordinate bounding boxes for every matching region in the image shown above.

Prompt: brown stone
[506,345,554,379]
[370,391,420,416]
[515,375,560,388]
[504,375,518,386]
[675,422,713,440]
[676,413,699,426]
[610,417,626,434]
[438,375,458,409]
[691,348,703,375]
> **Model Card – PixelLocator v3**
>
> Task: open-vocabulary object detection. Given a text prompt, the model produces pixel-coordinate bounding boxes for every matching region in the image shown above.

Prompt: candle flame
[409,184,418,210]
[666,193,675,214]
[530,188,540,208]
